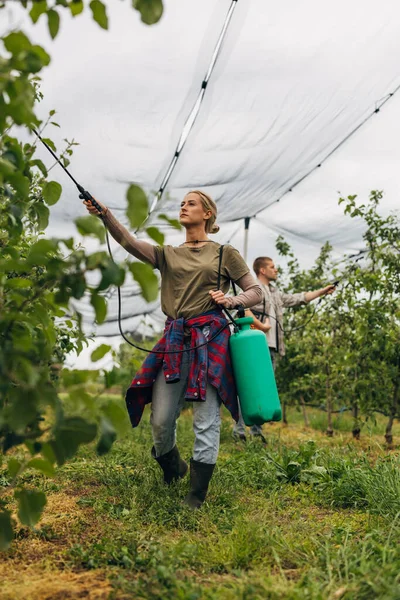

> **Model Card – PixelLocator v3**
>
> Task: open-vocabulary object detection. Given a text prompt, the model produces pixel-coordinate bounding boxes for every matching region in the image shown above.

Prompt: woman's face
[179,193,211,230]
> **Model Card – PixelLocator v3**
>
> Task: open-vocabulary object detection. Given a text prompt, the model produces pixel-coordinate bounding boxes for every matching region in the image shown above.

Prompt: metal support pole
[243,216,251,262]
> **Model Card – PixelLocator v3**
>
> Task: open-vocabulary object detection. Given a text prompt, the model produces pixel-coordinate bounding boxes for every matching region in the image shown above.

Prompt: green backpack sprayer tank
[229,316,282,425]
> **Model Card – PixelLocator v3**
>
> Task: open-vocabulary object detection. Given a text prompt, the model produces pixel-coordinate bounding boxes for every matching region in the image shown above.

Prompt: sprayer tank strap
[218,245,238,296]
[252,296,267,322]
[217,244,224,291]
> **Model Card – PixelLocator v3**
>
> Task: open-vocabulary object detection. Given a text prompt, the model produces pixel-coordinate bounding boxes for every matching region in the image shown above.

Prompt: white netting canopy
[3,0,400,355]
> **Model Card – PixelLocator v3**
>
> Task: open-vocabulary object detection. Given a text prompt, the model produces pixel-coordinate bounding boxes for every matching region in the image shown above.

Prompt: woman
[84,190,262,508]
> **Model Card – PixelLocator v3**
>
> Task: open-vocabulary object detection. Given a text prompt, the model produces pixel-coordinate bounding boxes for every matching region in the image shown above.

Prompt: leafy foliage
[0,0,164,549]
[18,0,164,38]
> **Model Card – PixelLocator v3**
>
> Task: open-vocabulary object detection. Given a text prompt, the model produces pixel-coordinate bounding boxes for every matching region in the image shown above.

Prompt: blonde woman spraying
[84,191,262,508]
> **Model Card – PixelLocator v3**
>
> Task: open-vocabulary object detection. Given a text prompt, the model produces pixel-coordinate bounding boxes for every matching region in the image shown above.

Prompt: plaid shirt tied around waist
[125,310,239,428]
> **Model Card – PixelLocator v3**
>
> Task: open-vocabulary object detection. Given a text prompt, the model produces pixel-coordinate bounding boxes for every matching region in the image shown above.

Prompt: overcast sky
[3,0,400,367]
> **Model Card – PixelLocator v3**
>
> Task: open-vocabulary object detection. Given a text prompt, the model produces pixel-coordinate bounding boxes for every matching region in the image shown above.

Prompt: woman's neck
[184,226,209,244]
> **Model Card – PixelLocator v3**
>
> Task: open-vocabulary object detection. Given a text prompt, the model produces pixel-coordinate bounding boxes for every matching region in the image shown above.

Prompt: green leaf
[98,261,125,291]
[3,142,24,168]
[72,389,96,413]
[129,262,158,302]
[4,278,32,290]
[35,202,50,230]
[70,0,84,16]
[25,441,42,457]
[90,0,108,29]
[31,45,50,70]
[87,251,108,270]
[15,489,47,527]
[69,273,87,300]
[30,158,48,177]
[0,157,16,176]
[91,343,111,362]
[133,0,164,25]
[51,417,97,466]
[8,173,30,198]
[91,293,107,324]
[27,458,55,477]
[7,458,22,479]
[96,417,117,456]
[47,9,60,39]
[62,238,74,251]
[0,511,14,551]
[75,215,106,243]
[104,368,118,389]
[126,184,148,230]
[146,226,164,246]
[41,442,57,466]
[7,393,38,432]
[27,239,58,264]
[43,181,62,206]
[3,32,32,54]
[29,0,48,23]
[103,400,130,436]
[158,213,182,230]
[41,137,56,152]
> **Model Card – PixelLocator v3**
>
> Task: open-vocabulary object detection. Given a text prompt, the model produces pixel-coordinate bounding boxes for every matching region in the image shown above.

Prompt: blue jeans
[233,348,277,437]
[151,331,221,464]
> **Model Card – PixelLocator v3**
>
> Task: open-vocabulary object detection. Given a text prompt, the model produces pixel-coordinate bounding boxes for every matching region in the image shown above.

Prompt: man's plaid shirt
[125,309,239,427]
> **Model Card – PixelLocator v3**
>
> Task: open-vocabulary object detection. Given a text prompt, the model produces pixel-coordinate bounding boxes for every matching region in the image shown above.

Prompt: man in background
[233,256,336,442]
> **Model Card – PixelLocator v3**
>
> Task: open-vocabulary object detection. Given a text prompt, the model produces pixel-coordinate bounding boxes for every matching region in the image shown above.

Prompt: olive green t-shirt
[153,242,249,320]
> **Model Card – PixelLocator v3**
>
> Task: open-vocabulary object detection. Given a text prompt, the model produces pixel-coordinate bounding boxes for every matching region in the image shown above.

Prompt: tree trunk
[352,404,361,440]
[282,399,288,425]
[385,368,399,447]
[300,395,309,427]
[326,376,333,437]
[385,412,395,447]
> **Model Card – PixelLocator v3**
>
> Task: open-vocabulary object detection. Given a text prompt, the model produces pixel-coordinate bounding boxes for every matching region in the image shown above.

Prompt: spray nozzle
[78,185,103,214]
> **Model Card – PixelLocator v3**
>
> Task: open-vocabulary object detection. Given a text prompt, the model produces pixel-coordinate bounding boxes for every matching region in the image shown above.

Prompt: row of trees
[275,192,400,444]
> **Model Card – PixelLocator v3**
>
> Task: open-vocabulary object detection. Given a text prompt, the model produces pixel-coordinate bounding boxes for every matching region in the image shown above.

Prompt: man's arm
[304,285,336,303]
[281,285,336,307]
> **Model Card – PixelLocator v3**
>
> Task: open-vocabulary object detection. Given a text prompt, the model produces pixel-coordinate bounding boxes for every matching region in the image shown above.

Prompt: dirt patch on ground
[0,566,112,600]
[0,491,111,599]
[3,492,103,564]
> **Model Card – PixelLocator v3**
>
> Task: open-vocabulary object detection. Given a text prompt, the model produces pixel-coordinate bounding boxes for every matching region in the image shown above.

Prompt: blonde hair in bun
[188,190,220,234]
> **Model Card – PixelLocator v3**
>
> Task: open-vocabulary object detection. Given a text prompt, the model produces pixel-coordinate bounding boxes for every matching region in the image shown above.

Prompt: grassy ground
[1,399,400,600]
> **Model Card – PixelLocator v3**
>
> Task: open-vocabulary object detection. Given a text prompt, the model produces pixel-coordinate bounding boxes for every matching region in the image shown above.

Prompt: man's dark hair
[253,256,273,276]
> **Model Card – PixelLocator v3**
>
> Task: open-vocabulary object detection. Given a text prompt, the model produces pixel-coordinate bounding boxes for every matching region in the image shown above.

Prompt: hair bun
[211,223,220,234]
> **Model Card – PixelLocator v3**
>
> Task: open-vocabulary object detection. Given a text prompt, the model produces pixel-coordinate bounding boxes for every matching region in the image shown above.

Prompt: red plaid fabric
[125,309,239,427]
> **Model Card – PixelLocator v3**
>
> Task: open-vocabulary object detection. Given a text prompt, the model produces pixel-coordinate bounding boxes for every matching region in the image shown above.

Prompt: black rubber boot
[250,425,267,444]
[233,432,247,442]
[184,459,216,509]
[252,431,267,444]
[152,445,188,484]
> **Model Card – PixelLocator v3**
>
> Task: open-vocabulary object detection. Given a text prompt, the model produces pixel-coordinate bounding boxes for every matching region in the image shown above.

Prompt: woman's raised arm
[83,199,156,266]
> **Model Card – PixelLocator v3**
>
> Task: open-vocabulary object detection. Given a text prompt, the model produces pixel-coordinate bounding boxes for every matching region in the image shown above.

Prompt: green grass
[2,397,400,599]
